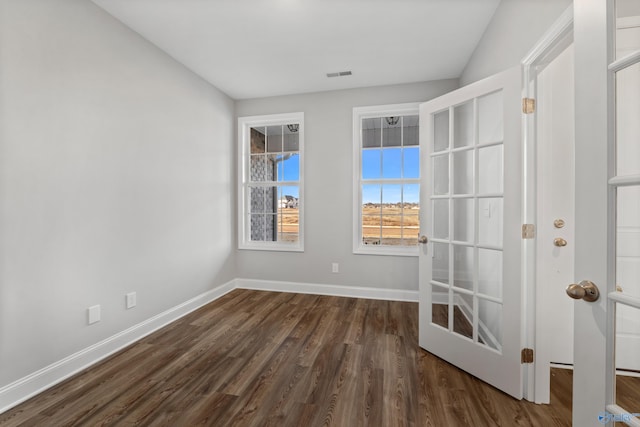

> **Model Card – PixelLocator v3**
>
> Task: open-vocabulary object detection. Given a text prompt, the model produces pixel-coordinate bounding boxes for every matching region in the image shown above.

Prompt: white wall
[0,0,235,387]
[235,81,459,292]
[460,0,572,85]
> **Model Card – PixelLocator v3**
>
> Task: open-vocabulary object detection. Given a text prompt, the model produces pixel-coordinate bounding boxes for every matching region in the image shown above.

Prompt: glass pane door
[429,91,505,352]
[605,2,640,422]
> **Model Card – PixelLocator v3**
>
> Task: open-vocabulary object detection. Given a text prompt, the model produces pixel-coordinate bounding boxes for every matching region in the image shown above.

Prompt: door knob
[418,235,428,244]
[566,280,600,302]
[554,219,565,228]
[554,238,568,247]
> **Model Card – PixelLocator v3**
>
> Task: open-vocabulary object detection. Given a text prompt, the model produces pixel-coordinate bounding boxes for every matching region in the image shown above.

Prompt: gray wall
[461,0,572,85]
[235,80,459,291]
[0,0,235,386]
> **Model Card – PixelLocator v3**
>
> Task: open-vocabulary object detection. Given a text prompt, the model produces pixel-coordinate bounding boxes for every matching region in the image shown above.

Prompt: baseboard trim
[236,278,419,302]
[0,279,236,414]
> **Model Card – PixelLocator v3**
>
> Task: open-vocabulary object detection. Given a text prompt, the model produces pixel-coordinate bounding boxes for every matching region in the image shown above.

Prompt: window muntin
[353,105,420,255]
[239,113,303,251]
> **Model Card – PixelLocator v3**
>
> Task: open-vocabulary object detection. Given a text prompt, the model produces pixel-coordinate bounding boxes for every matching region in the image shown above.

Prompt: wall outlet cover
[88,305,101,324]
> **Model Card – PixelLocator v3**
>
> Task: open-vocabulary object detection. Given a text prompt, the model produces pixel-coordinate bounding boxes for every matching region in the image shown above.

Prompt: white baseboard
[0,280,236,414]
[236,278,419,302]
[0,278,417,414]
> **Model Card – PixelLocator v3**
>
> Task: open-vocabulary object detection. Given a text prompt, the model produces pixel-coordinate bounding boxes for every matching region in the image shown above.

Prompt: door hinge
[522,224,535,239]
[521,348,534,364]
[522,98,536,114]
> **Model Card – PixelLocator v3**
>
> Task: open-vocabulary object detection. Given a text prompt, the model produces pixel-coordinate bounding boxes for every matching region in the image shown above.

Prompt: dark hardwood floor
[1,289,638,426]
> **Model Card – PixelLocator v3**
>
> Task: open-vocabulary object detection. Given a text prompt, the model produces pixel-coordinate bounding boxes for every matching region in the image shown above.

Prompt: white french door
[573,1,640,426]
[418,66,523,399]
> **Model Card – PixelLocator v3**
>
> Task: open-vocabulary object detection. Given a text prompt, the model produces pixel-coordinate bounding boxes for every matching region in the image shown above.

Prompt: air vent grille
[326,71,352,78]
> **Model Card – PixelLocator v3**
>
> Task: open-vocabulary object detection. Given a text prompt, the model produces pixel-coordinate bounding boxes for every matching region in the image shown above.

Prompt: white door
[418,66,523,399]
[573,1,640,426]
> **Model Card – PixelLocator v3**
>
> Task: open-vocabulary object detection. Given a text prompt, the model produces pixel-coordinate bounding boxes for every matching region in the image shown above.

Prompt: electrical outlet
[126,292,137,309]
[332,262,339,273]
[88,305,101,324]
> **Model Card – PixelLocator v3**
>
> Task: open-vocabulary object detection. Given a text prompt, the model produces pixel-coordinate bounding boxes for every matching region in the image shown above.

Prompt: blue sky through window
[362,148,419,203]
[277,154,300,198]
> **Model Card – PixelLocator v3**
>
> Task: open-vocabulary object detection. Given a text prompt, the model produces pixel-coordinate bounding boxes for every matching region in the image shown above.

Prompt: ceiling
[91,0,501,100]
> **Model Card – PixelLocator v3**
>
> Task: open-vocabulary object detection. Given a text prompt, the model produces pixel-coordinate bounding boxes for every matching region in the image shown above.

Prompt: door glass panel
[478,298,502,352]
[433,110,450,152]
[615,0,640,60]
[453,101,474,148]
[615,303,640,413]
[453,198,474,243]
[478,90,504,144]
[453,245,474,291]
[478,197,503,247]
[478,145,503,194]
[453,150,474,194]
[452,291,474,340]
[616,61,640,176]
[617,185,640,300]
[432,242,449,285]
[432,199,449,239]
[431,283,449,330]
[478,248,503,299]
[433,154,449,195]
[613,3,640,419]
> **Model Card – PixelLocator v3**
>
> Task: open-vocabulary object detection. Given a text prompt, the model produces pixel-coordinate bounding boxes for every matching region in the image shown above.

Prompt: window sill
[353,246,419,257]
[238,243,304,252]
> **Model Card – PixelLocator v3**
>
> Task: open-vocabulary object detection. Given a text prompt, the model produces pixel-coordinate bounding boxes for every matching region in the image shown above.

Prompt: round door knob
[566,280,600,302]
[554,238,568,247]
[418,235,428,244]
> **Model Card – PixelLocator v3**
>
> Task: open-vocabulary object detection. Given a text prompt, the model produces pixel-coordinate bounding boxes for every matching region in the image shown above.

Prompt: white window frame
[352,103,420,256]
[238,112,304,251]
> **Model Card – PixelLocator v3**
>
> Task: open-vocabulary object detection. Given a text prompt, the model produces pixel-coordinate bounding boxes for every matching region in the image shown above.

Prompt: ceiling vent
[326,71,352,78]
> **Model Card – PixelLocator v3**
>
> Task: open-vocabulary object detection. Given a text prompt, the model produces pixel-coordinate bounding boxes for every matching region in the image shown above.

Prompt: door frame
[520,5,574,403]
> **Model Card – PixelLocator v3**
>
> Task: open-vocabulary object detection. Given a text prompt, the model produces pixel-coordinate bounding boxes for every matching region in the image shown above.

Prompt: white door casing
[536,43,576,369]
[418,66,523,399]
[520,6,574,403]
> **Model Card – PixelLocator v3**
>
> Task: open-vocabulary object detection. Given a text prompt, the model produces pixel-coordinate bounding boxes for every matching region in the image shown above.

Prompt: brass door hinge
[522,224,535,239]
[521,348,534,364]
[522,98,536,114]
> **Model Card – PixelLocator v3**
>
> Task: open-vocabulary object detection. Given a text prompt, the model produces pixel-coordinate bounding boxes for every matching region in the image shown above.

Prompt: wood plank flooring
[0,289,638,426]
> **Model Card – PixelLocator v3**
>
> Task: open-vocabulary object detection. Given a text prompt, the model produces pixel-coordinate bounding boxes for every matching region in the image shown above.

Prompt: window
[353,104,420,255]
[238,113,304,251]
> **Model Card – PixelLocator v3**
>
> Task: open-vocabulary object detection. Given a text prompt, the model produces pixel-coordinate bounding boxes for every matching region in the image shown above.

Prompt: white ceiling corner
[91,0,501,100]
